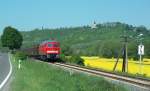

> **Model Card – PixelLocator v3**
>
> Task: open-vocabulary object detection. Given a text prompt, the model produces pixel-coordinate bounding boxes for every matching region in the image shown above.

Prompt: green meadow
[10,58,126,91]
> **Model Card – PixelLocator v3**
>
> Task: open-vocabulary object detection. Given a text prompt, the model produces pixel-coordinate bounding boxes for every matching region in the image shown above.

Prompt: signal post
[138,44,144,74]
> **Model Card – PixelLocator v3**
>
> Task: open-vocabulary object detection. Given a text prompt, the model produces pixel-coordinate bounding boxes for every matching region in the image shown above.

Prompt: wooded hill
[20,22,150,59]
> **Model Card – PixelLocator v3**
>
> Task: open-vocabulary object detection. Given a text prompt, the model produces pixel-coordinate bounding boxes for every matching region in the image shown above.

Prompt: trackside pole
[138,44,144,74]
[18,60,21,69]
[137,34,144,75]
[113,48,123,71]
[113,57,119,71]
[139,55,142,74]
[113,35,128,73]
[122,36,128,72]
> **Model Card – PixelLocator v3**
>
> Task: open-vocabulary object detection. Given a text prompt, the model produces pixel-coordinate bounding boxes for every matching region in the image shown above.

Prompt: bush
[69,55,84,66]
[133,54,139,61]
[15,51,27,60]
[58,54,67,62]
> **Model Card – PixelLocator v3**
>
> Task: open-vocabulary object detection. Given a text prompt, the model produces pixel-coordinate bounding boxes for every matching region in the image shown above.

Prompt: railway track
[32,57,150,90]
[53,62,150,90]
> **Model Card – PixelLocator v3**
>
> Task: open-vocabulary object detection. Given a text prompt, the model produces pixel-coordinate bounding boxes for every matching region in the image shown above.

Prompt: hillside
[20,22,150,58]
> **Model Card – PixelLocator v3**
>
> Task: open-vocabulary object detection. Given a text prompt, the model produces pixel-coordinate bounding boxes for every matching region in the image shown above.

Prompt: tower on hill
[91,21,97,29]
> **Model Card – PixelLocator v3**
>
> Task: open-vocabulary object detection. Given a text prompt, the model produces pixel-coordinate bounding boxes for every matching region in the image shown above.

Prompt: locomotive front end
[46,41,60,59]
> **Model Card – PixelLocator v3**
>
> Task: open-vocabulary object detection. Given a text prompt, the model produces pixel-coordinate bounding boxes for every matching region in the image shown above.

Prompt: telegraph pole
[113,32,144,73]
[113,32,129,72]
[122,35,128,72]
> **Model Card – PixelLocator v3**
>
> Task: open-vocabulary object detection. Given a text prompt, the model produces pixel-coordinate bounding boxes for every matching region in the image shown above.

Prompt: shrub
[69,55,84,66]
[133,54,139,61]
[58,54,67,62]
[15,51,27,60]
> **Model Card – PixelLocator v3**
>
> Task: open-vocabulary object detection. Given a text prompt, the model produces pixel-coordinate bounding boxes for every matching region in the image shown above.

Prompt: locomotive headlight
[47,50,58,53]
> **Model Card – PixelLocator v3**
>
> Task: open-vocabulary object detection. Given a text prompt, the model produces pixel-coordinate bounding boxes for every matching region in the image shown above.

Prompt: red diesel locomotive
[38,40,61,60]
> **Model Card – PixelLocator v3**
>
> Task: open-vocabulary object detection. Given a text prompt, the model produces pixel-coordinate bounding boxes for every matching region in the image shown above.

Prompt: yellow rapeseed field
[82,57,150,77]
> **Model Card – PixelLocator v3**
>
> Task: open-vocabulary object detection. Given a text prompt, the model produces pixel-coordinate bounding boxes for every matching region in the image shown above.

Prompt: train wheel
[40,55,47,61]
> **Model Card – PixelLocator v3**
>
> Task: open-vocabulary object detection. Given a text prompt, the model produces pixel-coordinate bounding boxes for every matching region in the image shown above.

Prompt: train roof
[40,40,59,45]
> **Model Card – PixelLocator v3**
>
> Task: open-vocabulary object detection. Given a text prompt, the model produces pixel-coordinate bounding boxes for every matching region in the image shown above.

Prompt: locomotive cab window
[53,44,58,47]
[47,44,53,47]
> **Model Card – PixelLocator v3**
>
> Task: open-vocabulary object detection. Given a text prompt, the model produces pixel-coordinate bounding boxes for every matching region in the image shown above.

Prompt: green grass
[10,57,127,91]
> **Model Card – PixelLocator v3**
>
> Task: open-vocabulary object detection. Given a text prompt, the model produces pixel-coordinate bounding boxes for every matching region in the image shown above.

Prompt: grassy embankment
[10,56,126,91]
[83,57,150,77]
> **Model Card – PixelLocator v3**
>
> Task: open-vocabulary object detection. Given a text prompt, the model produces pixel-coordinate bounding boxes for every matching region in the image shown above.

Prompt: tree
[70,55,84,66]
[1,26,23,50]
[136,26,147,33]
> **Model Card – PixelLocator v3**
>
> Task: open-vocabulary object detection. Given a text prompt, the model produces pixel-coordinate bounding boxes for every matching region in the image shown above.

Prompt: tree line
[1,22,150,59]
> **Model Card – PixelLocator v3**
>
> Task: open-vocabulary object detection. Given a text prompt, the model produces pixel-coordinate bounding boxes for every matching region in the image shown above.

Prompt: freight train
[22,40,61,61]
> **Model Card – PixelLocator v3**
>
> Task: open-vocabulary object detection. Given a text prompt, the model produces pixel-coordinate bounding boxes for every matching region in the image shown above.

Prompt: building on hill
[91,21,97,29]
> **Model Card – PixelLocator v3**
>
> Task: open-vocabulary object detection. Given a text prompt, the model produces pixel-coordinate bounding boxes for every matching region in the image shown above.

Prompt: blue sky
[0,0,150,33]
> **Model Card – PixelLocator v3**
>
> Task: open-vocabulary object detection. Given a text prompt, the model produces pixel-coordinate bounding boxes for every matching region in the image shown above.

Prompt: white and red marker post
[138,44,144,74]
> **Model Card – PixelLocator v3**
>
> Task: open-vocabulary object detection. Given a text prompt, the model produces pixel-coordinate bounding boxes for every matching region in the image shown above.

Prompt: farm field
[10,56,126,91]
[83,57,150,77]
